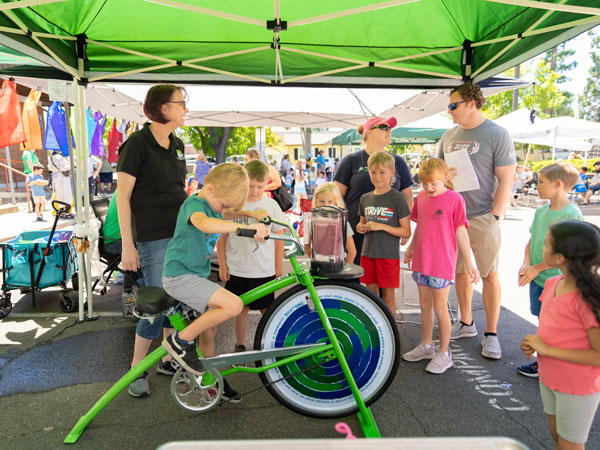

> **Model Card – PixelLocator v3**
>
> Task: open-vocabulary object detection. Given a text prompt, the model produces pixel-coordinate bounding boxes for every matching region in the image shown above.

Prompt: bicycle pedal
[319,350,336,362]
[304,294,315,311]
[171,360,183,372]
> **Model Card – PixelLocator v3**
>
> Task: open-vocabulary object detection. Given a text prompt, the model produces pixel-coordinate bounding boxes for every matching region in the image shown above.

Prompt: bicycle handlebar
[235,225,305,257]
[235,228,270,239]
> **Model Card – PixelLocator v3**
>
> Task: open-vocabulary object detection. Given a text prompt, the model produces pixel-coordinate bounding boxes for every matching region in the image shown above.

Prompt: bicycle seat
[134,286,178,314]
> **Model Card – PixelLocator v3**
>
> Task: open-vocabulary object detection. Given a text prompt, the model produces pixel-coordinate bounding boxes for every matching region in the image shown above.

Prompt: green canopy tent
[332,125,448,146]
[0,0,598,87]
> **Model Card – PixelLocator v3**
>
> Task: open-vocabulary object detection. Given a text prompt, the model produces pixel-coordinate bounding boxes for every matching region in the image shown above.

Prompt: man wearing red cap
[437,83,516,361]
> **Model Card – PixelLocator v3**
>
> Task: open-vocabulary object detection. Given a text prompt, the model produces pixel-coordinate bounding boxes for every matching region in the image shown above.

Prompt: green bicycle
[65,216,400,443]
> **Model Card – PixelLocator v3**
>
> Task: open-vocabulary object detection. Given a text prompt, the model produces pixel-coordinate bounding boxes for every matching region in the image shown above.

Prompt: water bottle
[121,291,135,319]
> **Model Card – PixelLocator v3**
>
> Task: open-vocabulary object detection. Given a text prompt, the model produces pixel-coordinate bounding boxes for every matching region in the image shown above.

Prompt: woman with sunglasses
[335,116,414,266]
[117,84,189,398]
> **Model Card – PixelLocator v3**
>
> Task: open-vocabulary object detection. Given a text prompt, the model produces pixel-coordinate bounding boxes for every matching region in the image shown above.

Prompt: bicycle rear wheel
[254,280,399,419]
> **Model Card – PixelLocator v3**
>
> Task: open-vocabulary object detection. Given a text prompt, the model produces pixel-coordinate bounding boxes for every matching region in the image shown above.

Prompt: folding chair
[90,197,139,295]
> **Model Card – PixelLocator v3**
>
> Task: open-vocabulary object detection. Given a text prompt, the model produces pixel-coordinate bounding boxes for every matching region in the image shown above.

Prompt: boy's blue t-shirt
[163,195,221,278]
[27,173,45,197]
[529,202,582,287]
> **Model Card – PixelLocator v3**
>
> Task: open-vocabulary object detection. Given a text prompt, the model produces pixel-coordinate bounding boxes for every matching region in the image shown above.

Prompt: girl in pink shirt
[521,220,600,449]
[403,158,479,374]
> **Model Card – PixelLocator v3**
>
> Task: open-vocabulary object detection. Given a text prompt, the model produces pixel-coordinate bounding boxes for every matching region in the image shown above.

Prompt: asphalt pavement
[1,202,600,449]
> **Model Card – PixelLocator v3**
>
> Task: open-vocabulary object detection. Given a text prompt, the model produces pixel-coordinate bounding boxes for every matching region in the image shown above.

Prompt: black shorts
[99,172,113,183]
[225,274,275,310]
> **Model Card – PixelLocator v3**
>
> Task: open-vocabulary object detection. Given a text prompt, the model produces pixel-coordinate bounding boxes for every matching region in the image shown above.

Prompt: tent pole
[552,127,557,163]
[3,147,16,204]
[524,143,531,166]
[68,80,86,322]
[78,70,96,321]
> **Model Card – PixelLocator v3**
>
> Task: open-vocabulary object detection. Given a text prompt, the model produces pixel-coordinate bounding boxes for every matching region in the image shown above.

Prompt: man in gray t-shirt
[437,83,516,361]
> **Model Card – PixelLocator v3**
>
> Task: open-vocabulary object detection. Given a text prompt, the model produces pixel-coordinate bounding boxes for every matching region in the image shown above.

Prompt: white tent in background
[493,109,600,160]
[14,77,146,124]
[511,116,600,160]
[380,77,529,126]
[494,107,538,135]
[111,77,526,128]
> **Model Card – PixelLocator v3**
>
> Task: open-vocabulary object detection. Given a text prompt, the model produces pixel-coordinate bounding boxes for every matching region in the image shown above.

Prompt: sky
[561,26,596,97]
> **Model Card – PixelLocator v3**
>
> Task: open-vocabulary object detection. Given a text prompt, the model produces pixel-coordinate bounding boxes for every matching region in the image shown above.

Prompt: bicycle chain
[218,357,329,406]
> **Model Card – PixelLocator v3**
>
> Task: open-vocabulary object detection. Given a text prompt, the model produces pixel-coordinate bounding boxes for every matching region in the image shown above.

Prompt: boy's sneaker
[128,371,150,397]
[425,351,453,374]
[402,343,435,362]
[221,378,242,404]
[517,360,539,378]
[450,321,477,340]
[156,360,177,376]
[481,334,502,360]
[232,344,247,368]
[162,334,204,376]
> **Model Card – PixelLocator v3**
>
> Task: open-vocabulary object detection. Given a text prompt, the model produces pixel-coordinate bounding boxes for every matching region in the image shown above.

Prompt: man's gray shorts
[162,274,221,313]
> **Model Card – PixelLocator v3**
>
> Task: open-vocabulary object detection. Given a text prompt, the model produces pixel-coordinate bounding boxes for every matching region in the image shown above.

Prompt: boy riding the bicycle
[162,163,269,400]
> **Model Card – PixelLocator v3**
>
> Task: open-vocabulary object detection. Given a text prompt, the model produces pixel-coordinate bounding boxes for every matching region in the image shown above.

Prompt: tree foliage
[579,32,600,122]
[180,126,279,163]
[483,60,568,120]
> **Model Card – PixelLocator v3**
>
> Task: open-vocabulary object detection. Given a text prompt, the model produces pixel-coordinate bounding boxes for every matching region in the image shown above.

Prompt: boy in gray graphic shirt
[357,152,411,318]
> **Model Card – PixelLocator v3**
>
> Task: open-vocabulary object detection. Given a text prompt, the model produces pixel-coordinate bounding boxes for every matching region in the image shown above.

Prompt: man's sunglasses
[370,124,392,131]
[448,100,466,111]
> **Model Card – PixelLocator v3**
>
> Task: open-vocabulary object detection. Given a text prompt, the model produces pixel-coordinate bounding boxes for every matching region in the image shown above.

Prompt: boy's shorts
[162,274,221,313]
[529,281,543,317]
[539,380,600,444]
[456,212,500,278]
[225,274,275,310]
[412,271,453,289]
[360,256,399,288]
[33,195,45,204]
[99,172,113,183]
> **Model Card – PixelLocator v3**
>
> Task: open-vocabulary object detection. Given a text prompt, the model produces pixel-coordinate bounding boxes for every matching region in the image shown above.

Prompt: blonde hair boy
[161,162,269,386]
[538,163,579,191]
[367,151,396,185]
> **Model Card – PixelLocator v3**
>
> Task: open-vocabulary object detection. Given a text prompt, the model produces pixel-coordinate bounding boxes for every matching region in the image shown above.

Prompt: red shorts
[360,256,400,288]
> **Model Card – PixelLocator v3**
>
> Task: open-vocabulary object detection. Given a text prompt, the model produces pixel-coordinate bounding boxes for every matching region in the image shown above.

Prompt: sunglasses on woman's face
[370,124,391,131]
[448,100,466,111]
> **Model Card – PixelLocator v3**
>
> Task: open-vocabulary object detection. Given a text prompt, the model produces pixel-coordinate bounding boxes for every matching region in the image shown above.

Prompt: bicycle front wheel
[254,280,399,419]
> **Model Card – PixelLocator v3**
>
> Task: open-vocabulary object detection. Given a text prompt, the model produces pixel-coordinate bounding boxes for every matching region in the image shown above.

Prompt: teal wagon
[0,229,78,317]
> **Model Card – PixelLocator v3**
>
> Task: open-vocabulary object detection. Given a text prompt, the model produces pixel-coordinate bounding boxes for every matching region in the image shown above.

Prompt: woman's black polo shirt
[117,123,187,243]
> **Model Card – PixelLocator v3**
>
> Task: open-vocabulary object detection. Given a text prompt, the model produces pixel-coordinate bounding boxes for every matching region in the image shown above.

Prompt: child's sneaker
[402,343,435,362]
[425,351,453,374]
[156,359,177,376]
[232,344,247,368]
[128,371,150,397]
[221,378,242,403]
[162,334,204,376]
[450,321,477,339]
[517,360,538,378]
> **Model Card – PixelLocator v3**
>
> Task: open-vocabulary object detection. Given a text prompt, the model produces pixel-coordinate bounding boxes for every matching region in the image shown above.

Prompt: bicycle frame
[65,219,382,444]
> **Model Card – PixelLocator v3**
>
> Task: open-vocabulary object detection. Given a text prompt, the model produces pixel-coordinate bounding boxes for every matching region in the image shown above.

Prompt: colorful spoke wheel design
[254,281,399,418]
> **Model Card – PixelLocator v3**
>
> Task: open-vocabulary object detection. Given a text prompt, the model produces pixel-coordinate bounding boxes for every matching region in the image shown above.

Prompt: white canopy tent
[494,109,600,159]
[110,76,527,128]
[379,77,529,126]
[13,76,146,123]
[511,116,600,157]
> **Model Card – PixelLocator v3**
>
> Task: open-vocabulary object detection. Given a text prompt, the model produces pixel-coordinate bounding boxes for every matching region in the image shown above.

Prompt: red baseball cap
[362,116,397,134]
